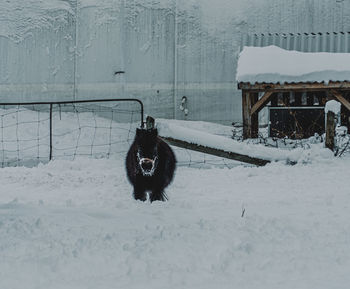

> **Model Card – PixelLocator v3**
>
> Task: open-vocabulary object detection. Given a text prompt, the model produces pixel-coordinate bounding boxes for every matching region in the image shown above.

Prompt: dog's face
[135,128,159,176]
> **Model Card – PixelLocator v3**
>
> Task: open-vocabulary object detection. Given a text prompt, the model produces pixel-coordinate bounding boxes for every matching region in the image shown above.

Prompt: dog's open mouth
[137,152,158,176]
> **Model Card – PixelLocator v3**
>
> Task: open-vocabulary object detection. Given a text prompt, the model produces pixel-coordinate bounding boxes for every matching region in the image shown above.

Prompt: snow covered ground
[0,115,350,289]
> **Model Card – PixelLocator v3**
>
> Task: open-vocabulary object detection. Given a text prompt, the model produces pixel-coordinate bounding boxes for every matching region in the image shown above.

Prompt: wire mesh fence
[0,99,143,167]
[0,98,253,169]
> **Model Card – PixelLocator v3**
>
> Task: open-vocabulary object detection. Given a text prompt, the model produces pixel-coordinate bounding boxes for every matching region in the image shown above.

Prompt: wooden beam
[238,81,350,91]
[250,91,274,115]
[161,136,270,167]
[330,90,350,112]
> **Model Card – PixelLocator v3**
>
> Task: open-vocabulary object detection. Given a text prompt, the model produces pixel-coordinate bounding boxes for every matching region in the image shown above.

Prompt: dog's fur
[126,128,176,202]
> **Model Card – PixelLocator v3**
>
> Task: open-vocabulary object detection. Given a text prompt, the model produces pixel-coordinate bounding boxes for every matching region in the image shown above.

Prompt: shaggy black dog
[126,126,176,202]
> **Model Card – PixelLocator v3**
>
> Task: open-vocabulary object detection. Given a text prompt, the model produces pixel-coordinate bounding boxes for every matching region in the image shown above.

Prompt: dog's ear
[146,116,155,130]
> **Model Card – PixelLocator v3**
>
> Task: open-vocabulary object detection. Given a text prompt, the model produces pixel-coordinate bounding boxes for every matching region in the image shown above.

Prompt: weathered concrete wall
[0,6,75,102]
[1,0,350,124]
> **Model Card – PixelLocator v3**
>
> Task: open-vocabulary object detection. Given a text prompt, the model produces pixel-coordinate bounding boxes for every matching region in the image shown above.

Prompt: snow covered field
[0,114,350,289]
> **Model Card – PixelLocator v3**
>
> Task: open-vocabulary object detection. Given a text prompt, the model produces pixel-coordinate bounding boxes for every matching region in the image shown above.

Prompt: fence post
[49,104,53,160]
[325,100,341,152]
[325,110,335,151]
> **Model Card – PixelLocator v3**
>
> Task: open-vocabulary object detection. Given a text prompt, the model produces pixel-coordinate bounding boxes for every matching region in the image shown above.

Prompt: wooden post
[251,93,259,138]
[325,111,335,151]
[242,91,259,139]
[242,90,250,139]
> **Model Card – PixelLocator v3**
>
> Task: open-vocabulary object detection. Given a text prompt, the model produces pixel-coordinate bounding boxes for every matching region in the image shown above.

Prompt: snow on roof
[236,45,350,85]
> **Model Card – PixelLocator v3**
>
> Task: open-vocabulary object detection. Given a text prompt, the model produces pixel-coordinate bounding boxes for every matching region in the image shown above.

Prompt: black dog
[126,125,176,202]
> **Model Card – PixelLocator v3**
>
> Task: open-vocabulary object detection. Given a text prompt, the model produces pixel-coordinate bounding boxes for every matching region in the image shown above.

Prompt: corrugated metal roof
[241,31,350,53]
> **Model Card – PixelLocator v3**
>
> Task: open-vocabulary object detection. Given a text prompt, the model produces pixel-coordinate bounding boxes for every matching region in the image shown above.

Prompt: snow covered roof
[236,45,350,85]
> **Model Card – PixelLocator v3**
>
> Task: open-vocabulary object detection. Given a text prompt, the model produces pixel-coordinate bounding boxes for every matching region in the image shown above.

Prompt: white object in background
[180,96,189,116]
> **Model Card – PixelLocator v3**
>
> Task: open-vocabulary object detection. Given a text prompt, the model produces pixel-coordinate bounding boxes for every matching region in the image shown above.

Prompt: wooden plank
[238,81,350,91]
[161,136,270,167]
[330,90,350,112]
[250,91,274,115]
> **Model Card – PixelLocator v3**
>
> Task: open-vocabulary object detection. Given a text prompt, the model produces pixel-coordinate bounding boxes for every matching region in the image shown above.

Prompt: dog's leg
[133,183,147,201]
[149,188,167,202]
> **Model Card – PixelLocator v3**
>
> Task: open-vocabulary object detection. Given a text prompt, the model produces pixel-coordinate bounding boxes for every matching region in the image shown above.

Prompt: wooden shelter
[236,46,350,140]
[237,81,350,139]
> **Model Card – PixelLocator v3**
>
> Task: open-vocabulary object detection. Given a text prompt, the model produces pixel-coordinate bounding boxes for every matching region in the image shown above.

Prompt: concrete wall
[1,0,350,124]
